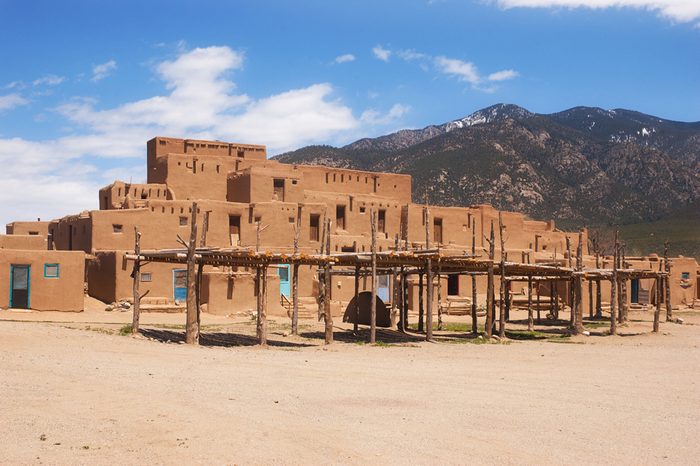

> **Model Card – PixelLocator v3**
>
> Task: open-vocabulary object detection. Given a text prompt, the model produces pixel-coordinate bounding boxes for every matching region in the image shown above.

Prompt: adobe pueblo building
[2,137,698,332]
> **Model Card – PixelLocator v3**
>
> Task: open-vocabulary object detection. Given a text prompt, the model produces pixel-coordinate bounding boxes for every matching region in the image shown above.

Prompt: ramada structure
[2,136,698,343]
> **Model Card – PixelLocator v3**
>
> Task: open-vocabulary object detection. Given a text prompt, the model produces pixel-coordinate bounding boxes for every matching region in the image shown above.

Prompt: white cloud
[487,69,520,81]
[372,45,392,61]
[360,103,411,125]
[0,93,28,112]
[493,0,700,24]
[434,56,481,84]
[91,60,117,82]
[397,49,429,61]
[0,45,405,224]
[33,75,65,86]
[334,54,356,63]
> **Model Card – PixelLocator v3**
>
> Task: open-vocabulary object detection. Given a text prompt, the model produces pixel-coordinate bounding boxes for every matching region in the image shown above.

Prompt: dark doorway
[447,274,459,296]
[433,218,443,244]
[229,215,241,246]
[378,209,386,233]
[631,279,640,303]
[10,265,30,309]
[336,205,346,230]
[309,214,320,241]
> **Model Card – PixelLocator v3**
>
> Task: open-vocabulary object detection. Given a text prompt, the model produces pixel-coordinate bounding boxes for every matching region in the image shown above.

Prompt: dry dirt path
[0,311,699,465]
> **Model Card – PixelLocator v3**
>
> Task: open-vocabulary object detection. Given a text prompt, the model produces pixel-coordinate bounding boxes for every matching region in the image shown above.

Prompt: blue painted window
[44,263,59,278]
[681,272,690,280]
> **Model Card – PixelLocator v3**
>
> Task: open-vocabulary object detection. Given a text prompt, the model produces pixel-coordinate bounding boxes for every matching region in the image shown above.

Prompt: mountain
[275,104,700,238]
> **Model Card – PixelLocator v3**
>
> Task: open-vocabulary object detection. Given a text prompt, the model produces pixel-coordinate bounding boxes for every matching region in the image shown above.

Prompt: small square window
[681,272,690,280]
[179,216,188,226]
[141,273,152,282]
[113,224,123,233]
[44,263,59,278]
[359,206,366,213]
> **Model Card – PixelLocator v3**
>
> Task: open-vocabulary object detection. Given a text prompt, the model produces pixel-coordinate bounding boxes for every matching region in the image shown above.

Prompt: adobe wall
[0,235,47,250]
[6,221,50,236]
[0,249,85,311]
[99,181,169,210]
[202,270,283,316]
[50,214,93,253]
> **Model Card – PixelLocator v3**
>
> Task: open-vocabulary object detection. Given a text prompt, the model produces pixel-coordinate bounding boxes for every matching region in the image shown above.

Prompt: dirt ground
[1,300,699,465]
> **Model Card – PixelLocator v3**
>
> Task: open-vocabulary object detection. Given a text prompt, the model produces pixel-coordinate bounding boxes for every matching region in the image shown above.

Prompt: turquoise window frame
[44,263,60,278]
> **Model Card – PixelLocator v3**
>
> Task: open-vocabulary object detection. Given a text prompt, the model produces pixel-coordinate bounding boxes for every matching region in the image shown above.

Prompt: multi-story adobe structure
[2,136,698,315]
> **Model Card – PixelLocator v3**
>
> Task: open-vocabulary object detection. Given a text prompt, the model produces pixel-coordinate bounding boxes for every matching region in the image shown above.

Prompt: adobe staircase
[283,296,319,320]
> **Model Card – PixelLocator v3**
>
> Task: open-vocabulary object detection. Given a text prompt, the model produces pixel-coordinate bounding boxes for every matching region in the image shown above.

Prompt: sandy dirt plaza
[1,304,699,465]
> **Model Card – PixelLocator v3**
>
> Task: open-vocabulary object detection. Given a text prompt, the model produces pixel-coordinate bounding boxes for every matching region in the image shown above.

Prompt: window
[682,272,690,280]
[360,206,366,214]
[310,214,320,241]
[237,149,244,158]
[336,205,346,230]
[113,224,123,233]
[273,178,285,201]
[229,215,241,245]
[141,273,152,282]
[378,209,386,233]
[44,263,59,278]
[179,216,188,226]
[28,231,39,236]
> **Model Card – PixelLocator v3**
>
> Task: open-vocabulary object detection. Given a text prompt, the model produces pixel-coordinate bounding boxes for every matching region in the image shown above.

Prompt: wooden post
[566,236,574,326]
[553,281,559,320]
[353,265,360,334]
[549,280,554,319]
[185,202,199,345]
[610,231,619,336]
[391,234,399,328]
[370,209,377,343]
[653,275,661,333]
[498,212,506,338]
[471,218,478,334]
[257,266,268,346]
[437,252,443,331]
[536,282,542,324]
[485,220,495,337]
[621,244,628,323]
[291,208,300,335]
[131,228,142,334]
[595,253,602,318]
[426,258,433,341]
[199,211,209,247]
[418,271,424,332]
[323,219,333,344]
[664,241,672,321]
[527,276,534,331]
[588,280,593,319]
[572,230,584,335]
[317,218,326,321]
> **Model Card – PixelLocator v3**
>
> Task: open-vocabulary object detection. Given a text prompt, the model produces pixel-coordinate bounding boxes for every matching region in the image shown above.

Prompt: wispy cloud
[0,45,408,223]
[33,74,65,86]
[492,0,700,25]
[372,45,392,61]
[91,59,117,82]
[487,69,520,82]
[334,53,356,64]
[435,56,481,84]
[0,93,28,112]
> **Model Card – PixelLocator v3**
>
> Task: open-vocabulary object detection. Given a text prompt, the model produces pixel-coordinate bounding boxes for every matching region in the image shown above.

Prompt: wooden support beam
[131,228,142,334]
[257,266,268,346]
[498,212,506,338]
[437,251,443,331]
[527,276,534,331]
[653,275,661,333]
[426,257,433,341]
[664,241,672,321]
[370,209,377,344]
[418,271,424,332]
[485,220,495,338]
[572,230,584,335]
[323,219,333,344]
[536,282,542,324]
[354,265,360,334]
[291,207,301,336]
[610,231,619,336]
[199,210,209,247]
[185,202,199,345]
[471,217,478,334]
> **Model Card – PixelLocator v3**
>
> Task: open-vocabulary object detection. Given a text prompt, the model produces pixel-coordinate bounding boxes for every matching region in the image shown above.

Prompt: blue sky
[0,0,698,224]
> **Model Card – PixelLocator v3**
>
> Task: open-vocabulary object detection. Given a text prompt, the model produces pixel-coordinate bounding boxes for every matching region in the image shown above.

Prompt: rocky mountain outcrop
[276,104,700,228]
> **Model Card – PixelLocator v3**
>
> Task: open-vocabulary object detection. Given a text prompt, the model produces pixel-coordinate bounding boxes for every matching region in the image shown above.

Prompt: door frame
[10,264,31,309]
[278,264,291,298]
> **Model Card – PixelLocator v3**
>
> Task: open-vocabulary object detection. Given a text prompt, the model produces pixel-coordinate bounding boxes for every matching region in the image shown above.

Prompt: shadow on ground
[139,328,314,348]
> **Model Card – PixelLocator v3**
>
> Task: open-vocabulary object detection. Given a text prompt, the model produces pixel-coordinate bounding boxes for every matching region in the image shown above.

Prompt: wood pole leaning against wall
[370,209,378,344]
[471,218,478,334]
[323,219,333,344]
[131,228,142,334]
[527,276,534,331]
[185,202,199,345]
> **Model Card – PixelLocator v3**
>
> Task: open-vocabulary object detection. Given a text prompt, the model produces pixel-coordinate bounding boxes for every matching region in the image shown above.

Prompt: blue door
[278,264,290,298]
[631,279,640,303]
[173,269,187,302]
[378,275,390,303]
[10,264,30,309]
